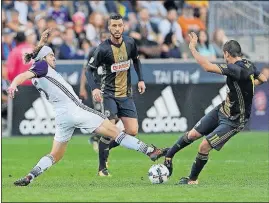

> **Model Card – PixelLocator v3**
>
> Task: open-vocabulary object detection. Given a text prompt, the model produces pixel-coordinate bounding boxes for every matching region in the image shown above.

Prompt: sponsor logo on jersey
[142,86,187,133]
[111,60,130,73]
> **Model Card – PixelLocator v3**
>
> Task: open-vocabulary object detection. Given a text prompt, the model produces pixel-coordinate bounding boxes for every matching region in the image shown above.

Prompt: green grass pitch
[2,132,268,202]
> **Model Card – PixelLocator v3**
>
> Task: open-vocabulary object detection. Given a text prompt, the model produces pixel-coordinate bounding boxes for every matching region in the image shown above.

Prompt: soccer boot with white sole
[14,175,32,186]
[176,177,198,185]
[163,157,173,177]
[98,168,111,177]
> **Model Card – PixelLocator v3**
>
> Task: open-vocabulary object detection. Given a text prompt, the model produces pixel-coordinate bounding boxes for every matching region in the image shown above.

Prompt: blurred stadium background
[1,0,269,202]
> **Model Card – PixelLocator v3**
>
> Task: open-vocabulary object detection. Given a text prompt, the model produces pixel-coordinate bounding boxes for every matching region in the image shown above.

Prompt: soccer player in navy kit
[163,32,268,185]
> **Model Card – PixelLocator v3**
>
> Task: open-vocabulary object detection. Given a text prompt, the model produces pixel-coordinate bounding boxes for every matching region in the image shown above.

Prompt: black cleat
[14,176,32,186]
[164,157,173,177]
[147,145,167,161]
[176,177,198,185]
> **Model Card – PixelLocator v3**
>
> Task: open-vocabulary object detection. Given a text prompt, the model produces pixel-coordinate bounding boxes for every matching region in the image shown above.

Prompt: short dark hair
[108,13,123,24]
[223,40,243,57]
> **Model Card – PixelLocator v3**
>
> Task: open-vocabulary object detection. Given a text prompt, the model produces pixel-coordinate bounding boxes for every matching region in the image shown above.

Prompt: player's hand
[79,87,88,100]
[7,85,18,99]
[138,81,146,94]
[188,32,198,50]
[92,88,103,102]
[39,29,51,45]
[261,67,269,81]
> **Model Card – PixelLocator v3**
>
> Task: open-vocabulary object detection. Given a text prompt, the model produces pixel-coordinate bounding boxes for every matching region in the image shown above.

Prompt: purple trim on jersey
[29,60,48,78]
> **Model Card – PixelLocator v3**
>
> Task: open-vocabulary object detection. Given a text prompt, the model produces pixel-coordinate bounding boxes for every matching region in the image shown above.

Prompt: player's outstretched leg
[164,129,203,177]
[95,119,166,161]
[14,140,68,186]
[98,136,111,176]
[177,139,211,185]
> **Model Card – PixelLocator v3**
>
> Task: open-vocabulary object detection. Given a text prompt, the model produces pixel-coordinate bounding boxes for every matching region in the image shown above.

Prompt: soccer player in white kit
[8,30,165,186]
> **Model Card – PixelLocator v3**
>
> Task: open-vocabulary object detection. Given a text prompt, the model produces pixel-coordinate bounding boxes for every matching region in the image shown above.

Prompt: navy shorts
[102,95,138,120]
[194,106,244,151]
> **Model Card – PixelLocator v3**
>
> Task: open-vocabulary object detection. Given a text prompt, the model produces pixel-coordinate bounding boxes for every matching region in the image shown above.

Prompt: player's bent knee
[188,129,202,141]
[199,139,212,154]
[125,128,138,136]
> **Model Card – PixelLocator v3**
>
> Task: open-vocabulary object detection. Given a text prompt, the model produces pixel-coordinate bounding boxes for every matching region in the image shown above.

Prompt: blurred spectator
[72,11,87,49]
[59,28,84,60]
[2,0,15,21]
[47,27,63,59]
[2,9,7,28]
[85,12,106,47]
[47,16,58,30]
[163,0,178,11]
[161,32,181,58]
[212,28,229,58]
[130,7,162,46]
[6,9,24,32]
[73,1,92,17]
[14,0,29,25]
[179,30,194,60]
[89,1,108,17]
[25,29,37,46]
[104,1,118,13]
[28,1,47,22]
[34,15,47,41]
[47,0,70,25]
[178,4,205,37]
[81,38,93,59]
[138,1,167,25]
[6,32,34,85]
[159,8,184,44]
[185,0,209,8]
[117,1,138,28]
[2,62,9,135]
[197,30,216,61]
[2,28,16,60]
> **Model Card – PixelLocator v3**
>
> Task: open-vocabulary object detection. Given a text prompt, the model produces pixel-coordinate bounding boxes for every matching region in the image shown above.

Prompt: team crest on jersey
[111,60,131,73]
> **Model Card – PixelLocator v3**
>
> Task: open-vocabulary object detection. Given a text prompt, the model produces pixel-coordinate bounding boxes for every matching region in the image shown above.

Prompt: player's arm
[85,47,103,102]
[8,61,49,98]
[24,29,51,63]
[7,71,35,98]
[254,67,269,86]
[131,39,146,94]
[189,32,222,74]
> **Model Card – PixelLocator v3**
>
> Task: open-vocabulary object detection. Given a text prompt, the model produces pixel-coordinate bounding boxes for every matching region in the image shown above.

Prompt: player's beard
[111,32,122,40]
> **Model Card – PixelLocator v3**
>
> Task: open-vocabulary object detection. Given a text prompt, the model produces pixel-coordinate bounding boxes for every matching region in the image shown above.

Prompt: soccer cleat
[14,176,32,186]
[163,157,173,177]
[147,145,167,161]
[176,177,199,185]
[98,168,111,177]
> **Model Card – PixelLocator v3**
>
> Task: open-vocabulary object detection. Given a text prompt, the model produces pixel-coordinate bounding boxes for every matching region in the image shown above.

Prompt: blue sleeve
[29,61,48,78]
[216,63,241,80]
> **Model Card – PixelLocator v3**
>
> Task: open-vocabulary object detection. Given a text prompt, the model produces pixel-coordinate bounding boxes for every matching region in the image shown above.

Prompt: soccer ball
[148,164,170,184]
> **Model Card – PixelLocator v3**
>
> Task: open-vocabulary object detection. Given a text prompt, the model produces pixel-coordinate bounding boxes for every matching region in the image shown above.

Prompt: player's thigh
[102,96,118,120]
[193,106,220,136]
[121,117,138,136]
[94,118,120,139]
[117,97,138,119]
[75,105,106,134]
[54,119,75,144]
[205,124,239,151]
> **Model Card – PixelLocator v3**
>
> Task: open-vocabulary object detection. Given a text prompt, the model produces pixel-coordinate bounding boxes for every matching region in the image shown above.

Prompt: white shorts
[54,104,106,143]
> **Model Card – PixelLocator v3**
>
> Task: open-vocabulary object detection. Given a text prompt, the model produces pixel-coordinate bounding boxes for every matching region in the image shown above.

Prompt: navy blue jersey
[217,59,261,124]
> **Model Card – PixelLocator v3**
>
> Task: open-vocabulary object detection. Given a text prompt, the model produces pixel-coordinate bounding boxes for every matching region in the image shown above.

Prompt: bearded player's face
[109,19,124,39]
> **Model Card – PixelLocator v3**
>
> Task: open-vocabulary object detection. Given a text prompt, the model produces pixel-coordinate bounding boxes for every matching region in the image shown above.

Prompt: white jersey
[29,60,105,118]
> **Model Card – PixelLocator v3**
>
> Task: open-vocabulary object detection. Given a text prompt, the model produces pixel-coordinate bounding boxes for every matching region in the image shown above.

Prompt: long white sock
[115,132,154,154]
[28,154,55,180]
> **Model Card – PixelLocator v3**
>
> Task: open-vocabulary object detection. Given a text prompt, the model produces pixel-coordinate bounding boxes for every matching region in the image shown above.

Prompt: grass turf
[2,132,268,202]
